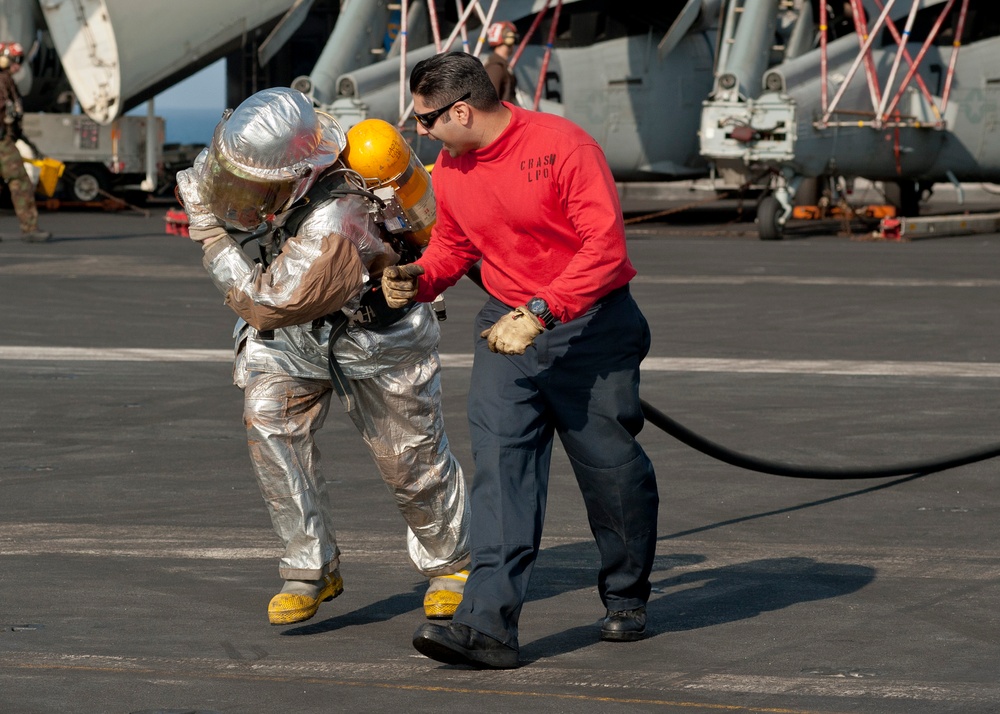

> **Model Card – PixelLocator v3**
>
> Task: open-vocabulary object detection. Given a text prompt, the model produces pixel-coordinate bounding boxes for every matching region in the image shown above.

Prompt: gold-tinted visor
[200,142,299,231]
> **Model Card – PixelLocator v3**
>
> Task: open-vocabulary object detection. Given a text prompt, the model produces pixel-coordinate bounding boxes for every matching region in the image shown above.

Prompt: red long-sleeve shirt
[414,103,635,324]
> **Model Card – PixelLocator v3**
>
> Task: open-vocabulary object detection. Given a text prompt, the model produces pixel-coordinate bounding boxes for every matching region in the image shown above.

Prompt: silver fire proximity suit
[176,88,469,616]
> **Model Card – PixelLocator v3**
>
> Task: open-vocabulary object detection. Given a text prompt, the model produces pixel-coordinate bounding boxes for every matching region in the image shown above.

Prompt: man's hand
[480,306,544,355]
[381,263,425,308]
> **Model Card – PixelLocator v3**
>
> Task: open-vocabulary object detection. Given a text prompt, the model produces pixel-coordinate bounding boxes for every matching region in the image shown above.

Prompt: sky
[126,59,226,144]
[155,59,227,110]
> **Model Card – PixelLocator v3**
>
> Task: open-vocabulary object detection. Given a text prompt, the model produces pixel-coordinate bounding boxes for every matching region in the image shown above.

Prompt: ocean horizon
[156,106,226,145]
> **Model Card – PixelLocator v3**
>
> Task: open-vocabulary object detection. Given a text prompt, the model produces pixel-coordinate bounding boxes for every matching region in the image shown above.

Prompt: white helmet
[200,87,346,231]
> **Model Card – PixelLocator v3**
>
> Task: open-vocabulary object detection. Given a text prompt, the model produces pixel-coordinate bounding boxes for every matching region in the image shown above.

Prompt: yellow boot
[423,569,468,619]
[268,570,344,625]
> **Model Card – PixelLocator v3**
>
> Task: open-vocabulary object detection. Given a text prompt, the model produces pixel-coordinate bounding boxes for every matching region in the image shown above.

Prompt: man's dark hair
[410,51,502,110]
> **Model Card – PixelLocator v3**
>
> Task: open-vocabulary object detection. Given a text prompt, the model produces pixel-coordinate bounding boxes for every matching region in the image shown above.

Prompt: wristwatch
[526,297,557,329]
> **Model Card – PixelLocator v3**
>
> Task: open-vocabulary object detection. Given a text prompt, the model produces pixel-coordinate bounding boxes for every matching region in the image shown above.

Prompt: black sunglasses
[414,92,472,128]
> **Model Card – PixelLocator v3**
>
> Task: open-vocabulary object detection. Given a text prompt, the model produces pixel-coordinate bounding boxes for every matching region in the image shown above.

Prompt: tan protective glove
[175,166,221,231]
[188,224,228,248]
[175,165,227,249]
[381,263,425,308]
[480,306,545,355]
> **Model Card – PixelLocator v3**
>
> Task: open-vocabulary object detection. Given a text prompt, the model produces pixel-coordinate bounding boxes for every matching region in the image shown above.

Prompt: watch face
[526,297,554,328]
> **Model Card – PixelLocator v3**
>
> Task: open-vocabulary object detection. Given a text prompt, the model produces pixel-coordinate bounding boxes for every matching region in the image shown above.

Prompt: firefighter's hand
[187,224,228,248]
[175,167,220,232]
[480,306,544,355]
[368,241,402,280]
[381,263,425,308]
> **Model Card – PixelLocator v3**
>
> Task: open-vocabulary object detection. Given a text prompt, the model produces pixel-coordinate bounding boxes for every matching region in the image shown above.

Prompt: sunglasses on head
[414,92,472,129]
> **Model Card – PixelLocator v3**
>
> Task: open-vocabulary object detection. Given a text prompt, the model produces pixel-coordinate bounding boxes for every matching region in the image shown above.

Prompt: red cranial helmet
[486,21,517,48]
[1,42,24,62]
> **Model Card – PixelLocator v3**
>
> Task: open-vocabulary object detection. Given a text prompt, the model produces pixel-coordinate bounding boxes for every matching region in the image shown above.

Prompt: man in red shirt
[383,51,658,669]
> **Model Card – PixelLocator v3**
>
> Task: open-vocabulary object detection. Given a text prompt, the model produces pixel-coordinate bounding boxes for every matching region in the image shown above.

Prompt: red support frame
[871,0,944,127]
[879,0,958,125]
[850,0,884,112]
[532,0,564,111]
[940,0,970,113]
[818,0,967,131]
[819,0,828,116]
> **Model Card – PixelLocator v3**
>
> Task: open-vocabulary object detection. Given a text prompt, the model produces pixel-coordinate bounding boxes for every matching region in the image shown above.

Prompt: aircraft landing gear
[882,180,922,217]
[757,195,783,240]
[757,184,793,240]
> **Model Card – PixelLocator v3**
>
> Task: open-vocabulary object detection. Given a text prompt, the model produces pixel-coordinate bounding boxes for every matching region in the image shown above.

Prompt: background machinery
[2,0,998,227]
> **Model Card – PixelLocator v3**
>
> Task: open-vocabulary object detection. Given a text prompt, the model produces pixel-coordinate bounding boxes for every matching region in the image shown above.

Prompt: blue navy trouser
[454,286,659,648]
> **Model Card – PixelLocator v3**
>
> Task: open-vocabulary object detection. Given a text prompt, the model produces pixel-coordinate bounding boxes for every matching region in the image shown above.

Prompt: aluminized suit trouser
[243,352,470,581]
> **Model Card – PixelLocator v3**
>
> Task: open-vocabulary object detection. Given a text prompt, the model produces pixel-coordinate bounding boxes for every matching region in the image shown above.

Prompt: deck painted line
[2,346,1000,378]
[632,275,1000,288]
[2,524,999,580]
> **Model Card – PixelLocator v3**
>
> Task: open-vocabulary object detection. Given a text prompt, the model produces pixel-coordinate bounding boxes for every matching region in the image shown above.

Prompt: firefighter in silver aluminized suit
[175,87,469,626]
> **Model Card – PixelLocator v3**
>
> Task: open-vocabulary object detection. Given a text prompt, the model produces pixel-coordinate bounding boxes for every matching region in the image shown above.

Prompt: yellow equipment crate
[25,157,65,197]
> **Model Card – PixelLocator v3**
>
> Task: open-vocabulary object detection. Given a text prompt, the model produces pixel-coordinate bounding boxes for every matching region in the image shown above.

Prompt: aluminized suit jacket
[203,191,440,381]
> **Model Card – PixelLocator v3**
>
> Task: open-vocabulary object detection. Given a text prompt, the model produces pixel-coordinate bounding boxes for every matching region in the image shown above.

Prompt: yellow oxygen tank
[341,118,435,247]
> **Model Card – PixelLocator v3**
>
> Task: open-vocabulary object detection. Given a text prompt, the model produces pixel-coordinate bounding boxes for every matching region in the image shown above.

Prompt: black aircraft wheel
[757,195,784,240]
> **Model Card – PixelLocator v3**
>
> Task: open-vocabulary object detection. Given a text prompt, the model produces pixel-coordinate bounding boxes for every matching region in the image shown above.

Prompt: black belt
[595,284,629,305]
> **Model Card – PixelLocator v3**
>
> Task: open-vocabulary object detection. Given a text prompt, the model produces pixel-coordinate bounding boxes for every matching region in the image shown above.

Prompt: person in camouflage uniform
[0,42,49,243]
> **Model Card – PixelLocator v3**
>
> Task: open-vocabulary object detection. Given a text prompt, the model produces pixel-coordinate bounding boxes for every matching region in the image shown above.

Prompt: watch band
[526,297,557,329]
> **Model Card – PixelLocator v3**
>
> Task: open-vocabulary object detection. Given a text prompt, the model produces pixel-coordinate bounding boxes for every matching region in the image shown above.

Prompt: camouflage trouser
[0,134,38,233]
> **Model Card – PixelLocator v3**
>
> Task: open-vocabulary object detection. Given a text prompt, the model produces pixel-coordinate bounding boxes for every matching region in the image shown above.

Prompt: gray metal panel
[40,0,299,123]
[720,0,780,100]
[658,0,704,60]
[0,0,42,95]
[257,0,317,67]
[763,33,859,95]
[334,43,438,103]
[307,0,393,106]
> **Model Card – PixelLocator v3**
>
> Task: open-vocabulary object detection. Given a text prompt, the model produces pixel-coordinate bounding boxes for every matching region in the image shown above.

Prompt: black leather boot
[413,622,519,669]
[601,606,647,642]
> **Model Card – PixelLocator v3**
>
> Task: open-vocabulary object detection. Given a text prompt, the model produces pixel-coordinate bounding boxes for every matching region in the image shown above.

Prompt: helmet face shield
[201,130,301,231]
[196,87,347,230]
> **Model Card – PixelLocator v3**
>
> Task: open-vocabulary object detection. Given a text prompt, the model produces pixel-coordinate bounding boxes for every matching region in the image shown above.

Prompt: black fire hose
[458,264,1000,480]
[639,399,1000,479]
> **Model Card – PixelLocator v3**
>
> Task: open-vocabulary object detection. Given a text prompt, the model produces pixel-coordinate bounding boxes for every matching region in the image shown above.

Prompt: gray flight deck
[3,194,1000,714]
